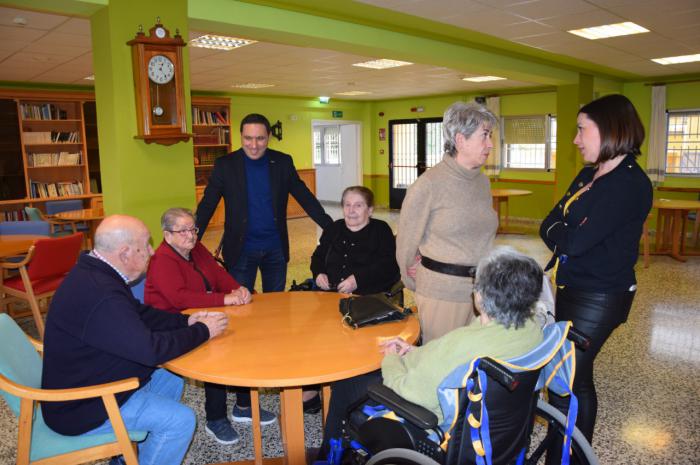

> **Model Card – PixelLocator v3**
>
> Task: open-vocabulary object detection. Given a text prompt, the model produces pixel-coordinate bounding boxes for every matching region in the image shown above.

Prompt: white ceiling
[0,1,698,100]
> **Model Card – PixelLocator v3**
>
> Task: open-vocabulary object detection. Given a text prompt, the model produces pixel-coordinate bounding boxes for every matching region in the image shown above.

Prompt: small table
[491,189,532,233]
[165,292,420,465]
[0,235,42,259]
[652,199,700,262]
[52,208,104,247]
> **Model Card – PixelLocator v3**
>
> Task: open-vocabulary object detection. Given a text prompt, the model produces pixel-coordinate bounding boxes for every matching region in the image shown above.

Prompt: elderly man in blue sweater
[41,215,228,465]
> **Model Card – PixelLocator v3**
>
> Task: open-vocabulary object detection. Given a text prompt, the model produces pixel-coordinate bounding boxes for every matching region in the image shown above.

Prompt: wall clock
[127,20,191,145]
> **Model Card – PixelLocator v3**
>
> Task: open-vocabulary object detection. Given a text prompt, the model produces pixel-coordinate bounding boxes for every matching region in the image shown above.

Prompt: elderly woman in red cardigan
[145,207,253,445]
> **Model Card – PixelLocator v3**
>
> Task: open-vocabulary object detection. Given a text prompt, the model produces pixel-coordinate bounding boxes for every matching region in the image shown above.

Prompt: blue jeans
[83,369,195,465]
[229,247,287,292]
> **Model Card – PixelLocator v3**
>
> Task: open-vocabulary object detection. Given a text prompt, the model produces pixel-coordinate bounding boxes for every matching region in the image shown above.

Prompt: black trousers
[318,370,383,460]
[205,383,252,421]
[550,286,635,443]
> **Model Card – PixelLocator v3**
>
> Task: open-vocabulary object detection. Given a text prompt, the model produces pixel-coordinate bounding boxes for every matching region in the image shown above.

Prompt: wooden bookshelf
[0,90,101,220]
[192,96,231,189]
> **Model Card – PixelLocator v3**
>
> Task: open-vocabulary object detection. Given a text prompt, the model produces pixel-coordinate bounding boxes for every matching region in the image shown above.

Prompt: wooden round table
[164,291,420,465]
[652,199,700,262]
[490,189,533,233]
[0,235,43,259]
[52,208,104,248]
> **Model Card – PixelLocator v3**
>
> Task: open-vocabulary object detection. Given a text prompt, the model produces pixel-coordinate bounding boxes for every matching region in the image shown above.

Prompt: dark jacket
[41,253,210,435]
[145,241,241,313]
[311,218,400,295]
[196,148,332,266]
[539,154,652,292]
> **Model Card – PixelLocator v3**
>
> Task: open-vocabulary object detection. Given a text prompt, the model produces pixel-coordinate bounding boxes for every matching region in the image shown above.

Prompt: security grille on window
[501,115,556,170]
[313,126,341,166]
[666,111,700,175]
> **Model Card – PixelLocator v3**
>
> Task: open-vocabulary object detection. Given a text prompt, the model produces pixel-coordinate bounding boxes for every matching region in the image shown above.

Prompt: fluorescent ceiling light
[84,75,95,81]
[462,76,506,82]
[568,22,649,40]
[335,91,372,96]
[231,83,275,89]
[652,54,700,65]
[319,96,330,104]
[352,59,413,69]
[190,34,257,50]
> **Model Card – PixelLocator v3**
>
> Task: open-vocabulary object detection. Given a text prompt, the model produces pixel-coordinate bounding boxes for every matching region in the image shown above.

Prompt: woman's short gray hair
[161,207,195,232]
[473,247,543,329]
[442,101,498,156]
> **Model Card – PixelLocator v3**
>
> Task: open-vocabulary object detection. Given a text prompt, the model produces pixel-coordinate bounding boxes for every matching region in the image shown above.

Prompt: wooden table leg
[279,387,305,465]
[321,384,331,428]
[670,210,687,262]
[250,388,263,465]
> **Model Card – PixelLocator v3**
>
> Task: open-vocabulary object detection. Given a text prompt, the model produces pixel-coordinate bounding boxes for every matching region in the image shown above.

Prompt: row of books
[194,147,228,166]
[2,210,28,221]
[23,131,80,144]
[20,103,69,121]
[192,109,228,125]
[193,127,229,145]
[27,151,82,167]
[30,180,84,199]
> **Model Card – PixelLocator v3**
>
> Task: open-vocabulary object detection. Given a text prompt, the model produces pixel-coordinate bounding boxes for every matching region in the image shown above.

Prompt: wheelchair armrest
[367,383,439,430]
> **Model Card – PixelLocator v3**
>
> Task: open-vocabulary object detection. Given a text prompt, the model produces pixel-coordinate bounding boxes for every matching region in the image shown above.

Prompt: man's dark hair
[240,113,271,134]
[578,94,645,164]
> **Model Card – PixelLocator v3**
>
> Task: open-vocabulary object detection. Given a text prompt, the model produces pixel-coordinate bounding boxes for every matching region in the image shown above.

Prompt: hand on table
[225,286,252,305]
[337,275,357,294]
[315,273,331,290]
[189,311,228,339]
[380,337,413,356]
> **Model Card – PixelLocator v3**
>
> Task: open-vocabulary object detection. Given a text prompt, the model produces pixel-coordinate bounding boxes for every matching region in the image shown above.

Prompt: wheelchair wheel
[526,399,599,465]
[366,448,441,465]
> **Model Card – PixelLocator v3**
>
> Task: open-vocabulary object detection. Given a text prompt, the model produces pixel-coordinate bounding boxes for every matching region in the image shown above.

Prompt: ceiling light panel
[190,35,257,50]
[462,76,507,82]
[335,90,372,96]
[568,22,649,40]
[231,83,275,89]
[352,59,413,69]
[651,54,700,65]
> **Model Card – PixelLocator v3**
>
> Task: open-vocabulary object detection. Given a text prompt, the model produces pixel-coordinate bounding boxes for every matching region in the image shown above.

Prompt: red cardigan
[145,241,240,313]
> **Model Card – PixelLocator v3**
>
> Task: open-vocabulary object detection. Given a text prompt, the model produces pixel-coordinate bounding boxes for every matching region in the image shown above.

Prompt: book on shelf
[193,127,229,145]
[192,108,228,125]
[27,151,82,167]
[30,180,84,199]
[23,131,80,144]
[2,209,27,221]
[20,103,68,120]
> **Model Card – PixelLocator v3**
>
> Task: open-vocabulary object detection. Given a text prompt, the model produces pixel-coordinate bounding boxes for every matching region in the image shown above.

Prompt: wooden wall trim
[0,88,95,101]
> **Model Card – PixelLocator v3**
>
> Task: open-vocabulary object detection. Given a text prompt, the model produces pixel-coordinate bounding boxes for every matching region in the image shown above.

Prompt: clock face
[148,55,175,84]
[155,27,166,39]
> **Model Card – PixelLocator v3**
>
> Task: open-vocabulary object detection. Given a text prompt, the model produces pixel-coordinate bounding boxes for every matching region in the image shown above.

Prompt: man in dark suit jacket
[195,113,332,431]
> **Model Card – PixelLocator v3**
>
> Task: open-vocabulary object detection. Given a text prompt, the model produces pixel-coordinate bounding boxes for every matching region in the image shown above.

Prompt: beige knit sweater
[396,154,497,302]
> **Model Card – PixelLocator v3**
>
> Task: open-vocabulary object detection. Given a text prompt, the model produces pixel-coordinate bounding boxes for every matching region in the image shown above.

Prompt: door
[313,122,361,203]
[389,117,443,209]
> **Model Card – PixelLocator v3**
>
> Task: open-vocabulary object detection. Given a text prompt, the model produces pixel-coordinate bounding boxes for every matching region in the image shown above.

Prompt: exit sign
[332,111,343,118]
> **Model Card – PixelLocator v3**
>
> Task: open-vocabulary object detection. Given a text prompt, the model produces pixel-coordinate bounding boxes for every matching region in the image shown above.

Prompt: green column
[90,0,194,243]
[554,74,594,200]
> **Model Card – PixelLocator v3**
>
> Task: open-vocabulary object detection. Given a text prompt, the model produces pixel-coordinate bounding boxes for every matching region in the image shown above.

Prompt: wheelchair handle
[479,357,519,392]
[567,327,591,350]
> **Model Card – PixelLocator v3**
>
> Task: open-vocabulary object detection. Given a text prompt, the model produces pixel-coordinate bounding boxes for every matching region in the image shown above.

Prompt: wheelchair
[329,322,598,465]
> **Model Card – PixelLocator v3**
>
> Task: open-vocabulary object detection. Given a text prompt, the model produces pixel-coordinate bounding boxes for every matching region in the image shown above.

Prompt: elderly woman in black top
[539,94,652,445]
[311,186,400,295]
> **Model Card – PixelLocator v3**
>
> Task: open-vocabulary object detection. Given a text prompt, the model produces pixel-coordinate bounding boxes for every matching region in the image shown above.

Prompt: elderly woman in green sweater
[317,247,544,459]
[397,101,499,343]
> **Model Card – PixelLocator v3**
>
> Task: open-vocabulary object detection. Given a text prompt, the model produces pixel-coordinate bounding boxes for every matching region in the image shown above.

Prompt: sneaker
[231,403,277,425]
[205,418,240,445]
[109,457,126,465]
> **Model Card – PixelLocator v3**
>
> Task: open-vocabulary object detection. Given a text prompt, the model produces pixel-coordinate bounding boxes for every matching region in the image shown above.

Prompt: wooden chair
[0,313,144,465]
[0,233,83,339]
[24,207,79,238]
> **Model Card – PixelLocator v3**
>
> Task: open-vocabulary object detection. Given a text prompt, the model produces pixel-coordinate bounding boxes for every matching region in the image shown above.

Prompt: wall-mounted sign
[332,110,343,118]
[379,128,386,141]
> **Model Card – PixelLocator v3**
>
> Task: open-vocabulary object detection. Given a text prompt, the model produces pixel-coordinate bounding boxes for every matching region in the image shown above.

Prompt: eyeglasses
[168,227,199,236]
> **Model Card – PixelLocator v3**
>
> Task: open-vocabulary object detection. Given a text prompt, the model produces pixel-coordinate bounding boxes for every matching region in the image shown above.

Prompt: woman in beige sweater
[397,101,498,342]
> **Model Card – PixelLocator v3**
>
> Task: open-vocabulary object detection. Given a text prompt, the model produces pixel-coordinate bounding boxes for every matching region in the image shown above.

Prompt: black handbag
[339,293,412,329]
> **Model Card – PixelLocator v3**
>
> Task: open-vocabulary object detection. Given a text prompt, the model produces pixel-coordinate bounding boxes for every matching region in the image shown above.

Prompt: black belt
[421,255,475,278]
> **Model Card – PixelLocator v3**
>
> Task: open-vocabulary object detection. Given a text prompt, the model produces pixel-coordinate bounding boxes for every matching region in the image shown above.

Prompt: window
[388,118,443,189]
[501,115,556,170]
[313,126,341,165]
[666,111,700,175]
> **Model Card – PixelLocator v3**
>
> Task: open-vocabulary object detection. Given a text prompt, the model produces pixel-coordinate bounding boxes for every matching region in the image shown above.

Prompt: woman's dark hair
[341,186,374,208]
[240,113,271,134]
[473,247,543,329]
[578,94,645,163]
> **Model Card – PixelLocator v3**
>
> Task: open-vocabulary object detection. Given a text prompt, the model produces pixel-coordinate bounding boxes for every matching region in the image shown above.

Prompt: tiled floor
[1,205,698,464]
